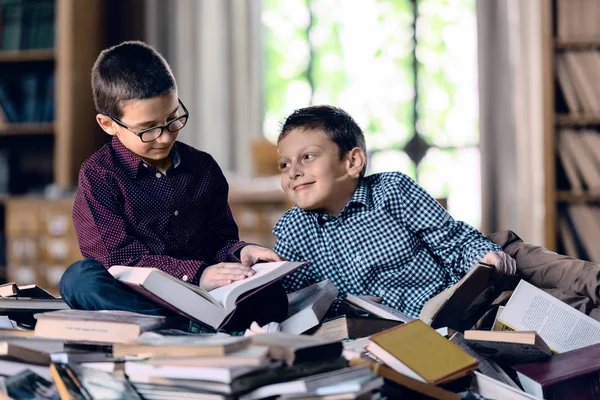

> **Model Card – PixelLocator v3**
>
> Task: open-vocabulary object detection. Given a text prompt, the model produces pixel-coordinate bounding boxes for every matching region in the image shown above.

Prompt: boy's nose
[288,164,303,179]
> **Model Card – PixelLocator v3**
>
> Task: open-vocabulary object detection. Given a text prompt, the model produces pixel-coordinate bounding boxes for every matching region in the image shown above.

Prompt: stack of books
[0,261,598,399]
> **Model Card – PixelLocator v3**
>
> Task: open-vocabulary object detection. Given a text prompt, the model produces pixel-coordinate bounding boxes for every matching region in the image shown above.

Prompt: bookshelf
[0,0,108,194]
[543,0,600,259]
[0,0,109,288]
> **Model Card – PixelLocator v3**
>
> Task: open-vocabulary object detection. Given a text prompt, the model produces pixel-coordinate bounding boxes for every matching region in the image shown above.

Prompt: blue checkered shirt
[273,172,501,318]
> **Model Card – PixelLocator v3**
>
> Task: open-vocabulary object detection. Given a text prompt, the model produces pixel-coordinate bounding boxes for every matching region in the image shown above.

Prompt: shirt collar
[304,178,372,224]
[111,137,181,178]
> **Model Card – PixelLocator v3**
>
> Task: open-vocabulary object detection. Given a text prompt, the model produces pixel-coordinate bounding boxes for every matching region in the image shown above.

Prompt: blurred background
[0,0,592,293]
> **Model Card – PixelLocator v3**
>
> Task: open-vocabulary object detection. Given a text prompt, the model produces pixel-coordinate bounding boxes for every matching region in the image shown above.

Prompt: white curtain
[477,0,546,245]
[144,0,263,175]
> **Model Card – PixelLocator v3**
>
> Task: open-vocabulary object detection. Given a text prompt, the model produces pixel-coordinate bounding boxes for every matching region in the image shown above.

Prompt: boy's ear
[96,114,118,136]
[346,147,366,178]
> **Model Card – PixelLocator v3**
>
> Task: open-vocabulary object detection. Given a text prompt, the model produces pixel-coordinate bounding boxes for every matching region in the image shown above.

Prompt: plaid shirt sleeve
[273,237,317,293]
[392,174,501,281]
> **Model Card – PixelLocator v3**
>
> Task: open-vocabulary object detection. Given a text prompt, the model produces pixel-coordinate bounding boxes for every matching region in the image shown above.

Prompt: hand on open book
[199,262,256,291]
[240,245,283,267]
[480,251,517,275]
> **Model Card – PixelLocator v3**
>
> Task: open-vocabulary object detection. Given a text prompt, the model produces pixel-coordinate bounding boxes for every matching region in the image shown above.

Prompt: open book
[420,263,495,330]
[498,280,600,353]
[109,261,308,330]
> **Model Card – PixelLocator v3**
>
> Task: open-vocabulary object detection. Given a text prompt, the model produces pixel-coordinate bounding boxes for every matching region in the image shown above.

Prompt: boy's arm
[74,170,209,284]
[395,175,501,281]
[200,160,248,264]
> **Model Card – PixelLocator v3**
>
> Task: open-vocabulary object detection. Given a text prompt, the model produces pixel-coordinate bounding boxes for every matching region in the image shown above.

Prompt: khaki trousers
[487,230,600,321]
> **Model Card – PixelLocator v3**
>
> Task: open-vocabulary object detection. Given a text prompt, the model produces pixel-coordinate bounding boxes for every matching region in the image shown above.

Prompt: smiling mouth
[294,182,314,191]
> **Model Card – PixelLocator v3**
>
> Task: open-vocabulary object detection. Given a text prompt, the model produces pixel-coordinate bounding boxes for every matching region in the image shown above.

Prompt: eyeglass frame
[105,98,190,143]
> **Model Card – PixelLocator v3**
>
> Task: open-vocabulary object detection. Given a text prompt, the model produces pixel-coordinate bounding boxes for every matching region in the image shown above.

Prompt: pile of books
[0,261,599,399]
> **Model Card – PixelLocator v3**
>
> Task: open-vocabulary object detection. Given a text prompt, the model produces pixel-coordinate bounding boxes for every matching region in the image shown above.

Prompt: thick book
[112,333,250,358]
[463,330,552,364]
[420,263,495,330]
[309,315,401,341]
[127,358,349,396]
[0,297,68,312]
[343,294,414,322]
[366,320,478,385]
[109,261,308,330]
[33,310,166,343]
[281,280,338,335]
[238,366,375,400]
[513,342,600,400]
[0,337,64,365]
[250,333,343,366]
[146,346,271,368]
[124,360,271,384]
[498,280,600,353]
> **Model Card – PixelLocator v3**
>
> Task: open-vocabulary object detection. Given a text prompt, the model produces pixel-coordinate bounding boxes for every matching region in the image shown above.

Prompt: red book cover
[513,343,600,400]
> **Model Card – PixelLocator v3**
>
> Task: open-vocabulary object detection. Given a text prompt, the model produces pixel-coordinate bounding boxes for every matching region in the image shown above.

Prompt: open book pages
[109,261,308,329]
[344,294,415,323]
[499,280,600,353]
[209,261,308,311]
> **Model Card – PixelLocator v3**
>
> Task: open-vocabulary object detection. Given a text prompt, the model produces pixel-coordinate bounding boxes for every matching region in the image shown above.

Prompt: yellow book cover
[369,319,478,384]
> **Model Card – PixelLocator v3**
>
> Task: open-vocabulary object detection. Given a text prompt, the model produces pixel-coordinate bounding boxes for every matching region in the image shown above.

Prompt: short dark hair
[91,41,177,119]
[278,105,367,177]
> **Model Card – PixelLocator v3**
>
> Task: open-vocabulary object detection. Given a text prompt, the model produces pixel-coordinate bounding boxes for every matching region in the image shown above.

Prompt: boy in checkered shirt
[272,105,516,318]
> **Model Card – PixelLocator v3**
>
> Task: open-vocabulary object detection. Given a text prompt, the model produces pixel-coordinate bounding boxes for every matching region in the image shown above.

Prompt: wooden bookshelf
[555,38,600,49]
[0,49,55,63]
[0,123,54,135]
[556,114,600,126]
[556,191,600,203]
[543,0,600,256]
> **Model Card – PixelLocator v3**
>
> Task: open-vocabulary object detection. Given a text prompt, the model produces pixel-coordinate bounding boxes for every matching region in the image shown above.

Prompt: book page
[209,261,306,311]
[499,280,600,353]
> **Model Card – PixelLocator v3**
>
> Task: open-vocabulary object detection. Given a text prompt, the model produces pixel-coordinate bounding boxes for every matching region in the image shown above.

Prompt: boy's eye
[278,162,290,170]
[304,154,314,160]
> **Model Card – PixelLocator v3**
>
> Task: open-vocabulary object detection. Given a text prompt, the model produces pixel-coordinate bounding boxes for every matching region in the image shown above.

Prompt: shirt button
[182,275,188,282]
[155,173,162,178]
[143,163,148,168]
[174,210,179,216]
[378,289,386,296]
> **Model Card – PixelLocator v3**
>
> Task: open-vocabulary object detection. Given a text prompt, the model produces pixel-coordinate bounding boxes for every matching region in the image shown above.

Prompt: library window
[262,0,481,227]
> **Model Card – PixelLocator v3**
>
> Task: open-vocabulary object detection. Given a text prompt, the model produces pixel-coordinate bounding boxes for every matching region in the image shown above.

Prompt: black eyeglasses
[106,99,190,143]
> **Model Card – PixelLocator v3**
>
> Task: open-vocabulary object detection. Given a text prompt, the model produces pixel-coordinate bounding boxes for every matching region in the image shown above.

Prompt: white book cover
[281,280,339,334]
[345,294,415,323]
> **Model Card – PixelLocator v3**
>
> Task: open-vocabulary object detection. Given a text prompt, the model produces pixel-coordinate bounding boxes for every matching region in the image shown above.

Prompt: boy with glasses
[60,41,286,331]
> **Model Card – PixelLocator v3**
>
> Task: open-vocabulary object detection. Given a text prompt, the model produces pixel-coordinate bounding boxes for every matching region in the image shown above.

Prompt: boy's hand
[480,251,517,275]
[199,262,256,291]
[240,245,283,267]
